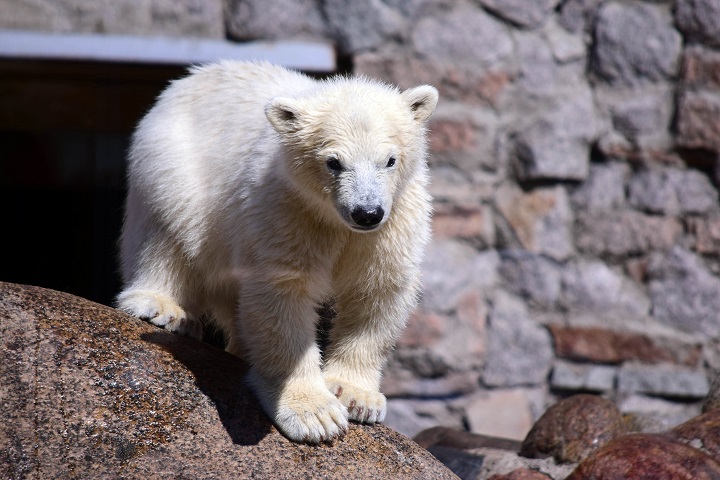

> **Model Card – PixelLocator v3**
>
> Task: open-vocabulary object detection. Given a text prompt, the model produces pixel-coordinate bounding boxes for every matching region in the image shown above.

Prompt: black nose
[350,206,385,229]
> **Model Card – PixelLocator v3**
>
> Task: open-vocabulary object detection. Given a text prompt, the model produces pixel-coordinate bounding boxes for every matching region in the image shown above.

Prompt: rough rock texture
[520,395,625,463]
[591,2,682,86]
[0,0,224,37]
[617,363,710,399]
[0,282,457,480]
[548,325,702,366]
[567,433,720,479]
[675,0,720,49]
[669,409,720,457]
[416,390,720,479]
[647,247,720,337]
[476,0,560,28]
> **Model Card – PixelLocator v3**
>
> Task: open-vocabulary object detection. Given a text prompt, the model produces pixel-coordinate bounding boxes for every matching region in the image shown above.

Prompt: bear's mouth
[349,224,381,232]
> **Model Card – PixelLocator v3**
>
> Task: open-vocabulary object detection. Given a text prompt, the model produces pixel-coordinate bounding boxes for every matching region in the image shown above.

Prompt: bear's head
[265,78,438,233]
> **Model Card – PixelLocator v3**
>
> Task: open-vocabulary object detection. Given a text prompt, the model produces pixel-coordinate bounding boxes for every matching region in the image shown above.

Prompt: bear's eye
[386,157,396,168]
[326,157,343,172]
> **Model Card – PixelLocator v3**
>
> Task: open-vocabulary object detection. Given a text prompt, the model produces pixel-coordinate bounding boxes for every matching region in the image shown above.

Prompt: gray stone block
[676,0,720,49]
[550,361,617,392]
[571,162,629,213]
[420,240,499,313]
[606,87,675,148]
[482,292,553,387]
[0,0,224,38]
[575,210,682,256]
[323,0,405,54]
[648,247,720,337]
[558,0,604,33]
[618,364,710,399]
[676,90,720,153]
[628,167,718,215]
[618,394,702,431]
[592,2,682,86]
[411,5,513,69]
[496,184,575,261]
[225,0,327,41]
[385,399,463,439]
[477,0,560,28]
[511,87,596,182]
[560,259,650,316]
[499,250,562,309]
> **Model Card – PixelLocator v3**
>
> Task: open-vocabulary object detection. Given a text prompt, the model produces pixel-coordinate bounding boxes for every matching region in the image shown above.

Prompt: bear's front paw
[325,377,387,424]
[273,382,349,444]
[117,290,202,339]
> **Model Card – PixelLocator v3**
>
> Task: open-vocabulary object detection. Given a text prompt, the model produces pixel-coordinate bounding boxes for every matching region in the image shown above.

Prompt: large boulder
[0,282,456,479]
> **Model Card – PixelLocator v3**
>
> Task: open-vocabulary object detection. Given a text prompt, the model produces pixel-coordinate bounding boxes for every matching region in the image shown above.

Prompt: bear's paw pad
[117,290,202,339]
[275,384,349,444]
[325,378,387,424]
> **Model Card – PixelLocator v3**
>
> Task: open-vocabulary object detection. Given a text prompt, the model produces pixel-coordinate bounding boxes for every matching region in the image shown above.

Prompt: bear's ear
[265,97,303,135]
[402,85,439,123]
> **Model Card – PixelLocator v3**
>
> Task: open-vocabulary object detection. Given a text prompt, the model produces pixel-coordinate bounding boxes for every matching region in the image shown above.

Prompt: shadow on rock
[140,330,271,446]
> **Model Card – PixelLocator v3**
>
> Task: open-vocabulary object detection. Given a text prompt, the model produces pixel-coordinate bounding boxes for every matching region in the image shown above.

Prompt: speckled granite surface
[0,282,456,479]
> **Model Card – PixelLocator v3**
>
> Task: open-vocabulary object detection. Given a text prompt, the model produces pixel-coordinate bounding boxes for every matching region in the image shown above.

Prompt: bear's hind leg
[117,289,203,339]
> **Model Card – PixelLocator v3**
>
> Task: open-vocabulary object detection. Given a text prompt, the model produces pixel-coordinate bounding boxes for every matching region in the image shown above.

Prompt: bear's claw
[117,290,203,339]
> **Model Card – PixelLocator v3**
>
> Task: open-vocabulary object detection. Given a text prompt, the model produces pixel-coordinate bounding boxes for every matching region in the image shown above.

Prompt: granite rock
[476,0,560,28]
[411,4,514,69]
[0,282,457,480]
[703,373,720,413]
[617,363,710,399]
[548,325,702,367]
[676,90,720,153]
[429,101,500,173]
[322,0,405,54]
[432,203,496,248]
[618,394,702,432]
[669,409,720,457]
[0,0,224,37]
[591,2,682,86]
[499,250,562,309]
[682,45,720,90]
[675,0,720,49]
[482,292,553,387]
[225,0,326,41]
[570,162,629,213]
[384,399,464,439]
[520,394,626,464]
[420,240,499,313]
[603,86,675,149]
[560,259,650,316]
[647,247,720,337]
[567,433,720,479]
[628,167,718,215]
[465,389,535,440]
[575,210,682,257]
[558,0,604,33]
[496,185,574,260]
[511,88,596,182]
[550,361,617,392]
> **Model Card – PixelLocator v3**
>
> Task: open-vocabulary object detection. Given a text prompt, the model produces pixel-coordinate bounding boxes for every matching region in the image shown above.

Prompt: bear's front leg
[234,281,348,444]
[322,283,418,424]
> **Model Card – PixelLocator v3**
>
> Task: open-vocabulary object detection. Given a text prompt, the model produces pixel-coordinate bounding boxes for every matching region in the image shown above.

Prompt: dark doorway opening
[0,60,185,306]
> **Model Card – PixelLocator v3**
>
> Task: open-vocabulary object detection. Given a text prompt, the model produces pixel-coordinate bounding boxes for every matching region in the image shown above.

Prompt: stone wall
[5,0,720,441]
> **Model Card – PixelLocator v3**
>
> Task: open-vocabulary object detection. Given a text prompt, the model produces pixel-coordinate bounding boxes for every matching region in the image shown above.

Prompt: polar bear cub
[118,61,438,443]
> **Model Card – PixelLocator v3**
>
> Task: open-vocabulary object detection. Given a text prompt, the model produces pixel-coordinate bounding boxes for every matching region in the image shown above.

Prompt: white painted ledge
[0,29,336,72]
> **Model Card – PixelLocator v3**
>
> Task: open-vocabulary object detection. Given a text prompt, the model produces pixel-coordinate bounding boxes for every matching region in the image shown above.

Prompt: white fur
[118,61,438,444]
